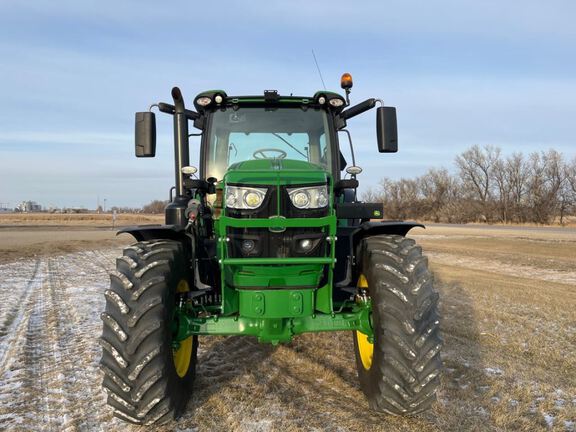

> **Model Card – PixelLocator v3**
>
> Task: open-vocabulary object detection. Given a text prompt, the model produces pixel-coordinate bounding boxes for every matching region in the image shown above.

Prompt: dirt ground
[0,213,162,264]
[0,220,574,431]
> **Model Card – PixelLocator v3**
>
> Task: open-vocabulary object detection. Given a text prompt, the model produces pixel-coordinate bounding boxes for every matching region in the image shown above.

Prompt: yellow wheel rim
[356,274,374,370]
[173,279,193,378]
[176,279,189,293]
[173,336,193,378]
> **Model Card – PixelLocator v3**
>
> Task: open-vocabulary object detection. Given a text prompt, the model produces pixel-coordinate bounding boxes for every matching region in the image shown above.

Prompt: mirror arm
[340,98,376,120]
[155,102,200,120]
[158,102,174,114]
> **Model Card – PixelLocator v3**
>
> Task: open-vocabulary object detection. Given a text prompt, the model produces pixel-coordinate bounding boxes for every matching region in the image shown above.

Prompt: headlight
[287,186,329,209]
[329,98,344,107]
[225,186,267,209]
[195,96,212,107]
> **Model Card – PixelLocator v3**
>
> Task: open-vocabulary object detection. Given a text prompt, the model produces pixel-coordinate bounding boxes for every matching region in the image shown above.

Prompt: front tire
[353,235,442,415]
[100,240,198,425]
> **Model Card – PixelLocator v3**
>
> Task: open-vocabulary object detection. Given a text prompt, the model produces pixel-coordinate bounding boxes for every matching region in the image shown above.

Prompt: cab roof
[193,90,346,113]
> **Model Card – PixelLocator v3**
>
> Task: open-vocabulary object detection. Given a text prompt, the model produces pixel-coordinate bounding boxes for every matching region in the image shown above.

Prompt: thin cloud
[0,1,575,207]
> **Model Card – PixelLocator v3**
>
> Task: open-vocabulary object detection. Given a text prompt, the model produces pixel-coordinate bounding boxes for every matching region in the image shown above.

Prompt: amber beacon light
[340,73,353,89]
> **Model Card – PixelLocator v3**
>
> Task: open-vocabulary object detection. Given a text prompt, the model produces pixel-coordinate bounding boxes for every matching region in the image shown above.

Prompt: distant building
[17,201,42,212]
[64,207,88,214]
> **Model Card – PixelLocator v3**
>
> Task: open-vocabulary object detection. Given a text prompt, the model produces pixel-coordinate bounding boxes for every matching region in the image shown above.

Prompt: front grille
[227,227,326,258]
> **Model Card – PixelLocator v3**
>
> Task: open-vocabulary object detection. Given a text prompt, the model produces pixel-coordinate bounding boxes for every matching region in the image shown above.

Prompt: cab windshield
[204,107,333,180]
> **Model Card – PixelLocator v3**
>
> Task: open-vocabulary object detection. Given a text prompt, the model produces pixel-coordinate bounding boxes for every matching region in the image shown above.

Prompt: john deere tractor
[99,74,442,425]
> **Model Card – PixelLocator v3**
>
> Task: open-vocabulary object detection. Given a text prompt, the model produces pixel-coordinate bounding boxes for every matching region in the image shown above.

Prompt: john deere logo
[373,210,382,217]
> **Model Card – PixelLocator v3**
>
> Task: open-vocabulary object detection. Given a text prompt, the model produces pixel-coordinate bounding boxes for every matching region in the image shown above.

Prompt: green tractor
[99,74,442,425]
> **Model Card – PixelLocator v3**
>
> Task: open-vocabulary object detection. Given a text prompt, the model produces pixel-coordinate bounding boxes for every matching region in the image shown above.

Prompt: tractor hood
[224,159,329,186]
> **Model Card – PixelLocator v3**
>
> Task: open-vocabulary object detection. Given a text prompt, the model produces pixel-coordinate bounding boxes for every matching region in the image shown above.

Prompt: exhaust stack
[171,87,190,199]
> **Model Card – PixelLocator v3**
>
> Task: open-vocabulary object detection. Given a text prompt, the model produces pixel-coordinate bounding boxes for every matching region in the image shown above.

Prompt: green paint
[173,95,377,345]
[215,158,337,316]
[225,159,329,186]
[226,264,325,288]
[175,301,372,344]
[238,289,314,318]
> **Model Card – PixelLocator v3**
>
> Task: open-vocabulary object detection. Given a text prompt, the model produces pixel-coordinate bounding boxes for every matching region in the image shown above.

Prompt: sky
[1,0,575,209]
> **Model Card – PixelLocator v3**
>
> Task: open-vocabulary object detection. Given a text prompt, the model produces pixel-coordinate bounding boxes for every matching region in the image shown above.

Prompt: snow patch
[543,413,554,428]
[484,367,504,377]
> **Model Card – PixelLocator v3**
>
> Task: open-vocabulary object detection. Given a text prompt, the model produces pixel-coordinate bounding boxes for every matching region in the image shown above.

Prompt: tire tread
[100,239,197,425]
[355,234,442,415]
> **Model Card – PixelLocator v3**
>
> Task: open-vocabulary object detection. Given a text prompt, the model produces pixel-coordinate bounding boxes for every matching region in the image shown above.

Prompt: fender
[334,221,425,290]
[352,220,424,244]
[117,224,187,242]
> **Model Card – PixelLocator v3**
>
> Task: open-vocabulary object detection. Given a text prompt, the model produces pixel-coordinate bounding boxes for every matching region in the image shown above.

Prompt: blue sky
[1,1,575,208]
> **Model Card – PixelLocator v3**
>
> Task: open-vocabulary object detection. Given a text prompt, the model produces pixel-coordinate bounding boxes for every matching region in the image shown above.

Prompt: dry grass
[410,226,576,431]
[172,225,576,431]
[0,223,574,431]
[182,280,574,431]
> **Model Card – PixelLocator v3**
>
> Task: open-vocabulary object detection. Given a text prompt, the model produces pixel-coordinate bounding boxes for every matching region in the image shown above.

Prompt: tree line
[141,200,169,214]
[364,145,576,225]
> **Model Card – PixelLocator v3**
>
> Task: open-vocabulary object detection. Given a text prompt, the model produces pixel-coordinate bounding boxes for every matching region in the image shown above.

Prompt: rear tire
[100,240,198,425]
[353,234,442,415]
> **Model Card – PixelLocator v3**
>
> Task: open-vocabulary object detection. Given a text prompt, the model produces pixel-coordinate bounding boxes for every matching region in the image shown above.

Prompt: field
[0,215,574,431]
[0,213,163,264]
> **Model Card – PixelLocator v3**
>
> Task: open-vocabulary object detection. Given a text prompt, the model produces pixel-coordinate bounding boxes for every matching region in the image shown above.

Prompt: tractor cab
[197,90,341,182]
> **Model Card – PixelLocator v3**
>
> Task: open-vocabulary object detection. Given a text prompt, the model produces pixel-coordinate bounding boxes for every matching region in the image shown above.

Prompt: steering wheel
[252,148,287,160]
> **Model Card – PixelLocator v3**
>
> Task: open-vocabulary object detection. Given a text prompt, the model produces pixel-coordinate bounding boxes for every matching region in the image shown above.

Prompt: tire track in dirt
[12,256,93,430]
[0,249,121,431]
[43,256,102,430]
[0,258,45,429]
[0,258,42,374]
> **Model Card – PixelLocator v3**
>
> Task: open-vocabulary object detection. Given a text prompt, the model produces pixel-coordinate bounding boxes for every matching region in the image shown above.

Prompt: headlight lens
[196,96,212,106]
[225,186,267,209]
[329,98,344,107]
[292,191,310,208]
[288,186,329,209]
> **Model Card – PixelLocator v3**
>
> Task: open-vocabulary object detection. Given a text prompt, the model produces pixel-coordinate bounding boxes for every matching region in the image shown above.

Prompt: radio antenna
[311,49,327,90]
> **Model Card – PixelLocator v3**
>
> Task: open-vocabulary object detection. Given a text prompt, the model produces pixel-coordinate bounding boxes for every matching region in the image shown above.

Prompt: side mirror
[135,112,156,157]
[376,106,398,153]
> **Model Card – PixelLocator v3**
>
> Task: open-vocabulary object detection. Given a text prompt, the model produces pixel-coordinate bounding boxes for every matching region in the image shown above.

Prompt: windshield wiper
[271,133,308,158]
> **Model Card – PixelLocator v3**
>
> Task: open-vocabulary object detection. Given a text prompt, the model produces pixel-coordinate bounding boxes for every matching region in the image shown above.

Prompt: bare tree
[142,200,168,214]
[492,152,530,223]
[525,150,567,224]
[567,157,576,195]
[455,145,501,221]
[419,168,458,222]
[372,146,574,225]
[559,156,576,224]
[379,178,421,220]
[360,187,383,203]
[505,153,530,223]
